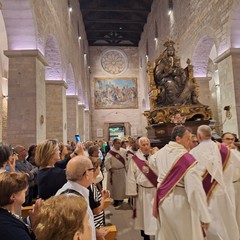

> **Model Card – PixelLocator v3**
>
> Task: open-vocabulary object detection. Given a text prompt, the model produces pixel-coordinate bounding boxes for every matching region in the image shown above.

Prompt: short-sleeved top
[88,184,104,228]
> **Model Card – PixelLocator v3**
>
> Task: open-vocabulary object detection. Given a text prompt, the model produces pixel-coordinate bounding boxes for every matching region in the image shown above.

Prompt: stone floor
[105,200,140,240]
[103,171,155,240]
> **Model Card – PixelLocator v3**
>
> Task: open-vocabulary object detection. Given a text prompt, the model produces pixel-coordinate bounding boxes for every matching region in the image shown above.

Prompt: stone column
[84,109,90,141]
[215,48,240,135]
[103,123,109,141]
[4,50,47,146]
[45,80,67,143]
[66,95,78,142]
[124,122,131,136]
[78,104,85,141]
[0,77,8,143]
[1,97,7,143]
[195,77,212,106]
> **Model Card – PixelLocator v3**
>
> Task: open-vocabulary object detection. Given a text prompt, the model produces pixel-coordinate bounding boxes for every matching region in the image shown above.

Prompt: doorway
[109,124,125,140]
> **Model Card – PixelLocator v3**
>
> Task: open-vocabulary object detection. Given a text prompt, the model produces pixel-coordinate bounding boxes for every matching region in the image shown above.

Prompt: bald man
[190,125,240,240]
[126,137,157,240]
[56,156,96,239]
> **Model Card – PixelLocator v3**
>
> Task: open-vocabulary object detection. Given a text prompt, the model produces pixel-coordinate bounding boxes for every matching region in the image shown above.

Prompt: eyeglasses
[83,167,96,175]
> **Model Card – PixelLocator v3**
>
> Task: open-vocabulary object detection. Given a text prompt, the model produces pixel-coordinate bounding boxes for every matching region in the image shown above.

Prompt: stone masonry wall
[89,46,145,140]
[139,0,240,136]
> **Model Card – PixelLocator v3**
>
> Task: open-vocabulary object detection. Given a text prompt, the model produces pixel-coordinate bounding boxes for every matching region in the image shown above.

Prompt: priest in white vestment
[105,138,127,207]
[126,137,157,240]
[152,125,211,240]
[190,125,240,240]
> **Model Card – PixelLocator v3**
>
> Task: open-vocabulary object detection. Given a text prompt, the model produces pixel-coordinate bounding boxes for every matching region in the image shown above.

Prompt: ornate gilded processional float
[144,40,212,147]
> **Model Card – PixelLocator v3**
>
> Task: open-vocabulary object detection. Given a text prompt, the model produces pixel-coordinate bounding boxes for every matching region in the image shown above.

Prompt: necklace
[0,207,34,235]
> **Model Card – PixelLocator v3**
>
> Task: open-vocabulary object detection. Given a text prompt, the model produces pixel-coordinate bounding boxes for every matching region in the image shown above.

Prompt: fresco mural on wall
[94,78,138,109]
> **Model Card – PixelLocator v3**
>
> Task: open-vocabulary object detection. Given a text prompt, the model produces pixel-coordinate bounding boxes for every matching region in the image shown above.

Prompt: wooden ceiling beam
[87,37,140,41]
[89,42,138,47]
[81,8,149,14]
[84,19,145,24]
[86,29,141,33]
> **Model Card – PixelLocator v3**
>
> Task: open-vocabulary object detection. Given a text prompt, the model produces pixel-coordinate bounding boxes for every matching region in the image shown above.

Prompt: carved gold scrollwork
[144,40,212,125]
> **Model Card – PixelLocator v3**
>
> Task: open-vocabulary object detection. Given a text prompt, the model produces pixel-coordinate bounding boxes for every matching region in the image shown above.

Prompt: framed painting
[94,78,138,109]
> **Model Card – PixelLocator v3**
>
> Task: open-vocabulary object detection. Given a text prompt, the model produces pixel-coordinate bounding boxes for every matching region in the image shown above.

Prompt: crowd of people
[0,126,240,240]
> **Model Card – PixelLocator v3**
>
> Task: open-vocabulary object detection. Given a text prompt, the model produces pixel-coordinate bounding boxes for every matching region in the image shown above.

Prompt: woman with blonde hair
[35,139,81,200]
[0,172,35,240]
[34,194,92,240]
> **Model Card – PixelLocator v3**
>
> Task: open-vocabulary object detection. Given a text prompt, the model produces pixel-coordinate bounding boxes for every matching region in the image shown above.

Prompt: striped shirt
[88,184,104,228]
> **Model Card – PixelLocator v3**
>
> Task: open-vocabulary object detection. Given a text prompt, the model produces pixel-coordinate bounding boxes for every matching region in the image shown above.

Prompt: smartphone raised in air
[75,134,81,143]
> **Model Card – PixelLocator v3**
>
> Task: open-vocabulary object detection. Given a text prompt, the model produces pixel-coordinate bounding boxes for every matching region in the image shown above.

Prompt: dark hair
[113,138,120,144]
[121,141,126,147]
[171,125,192,141]
[221,132,234,139]
[27,144,37,160]
[0,145,11,168]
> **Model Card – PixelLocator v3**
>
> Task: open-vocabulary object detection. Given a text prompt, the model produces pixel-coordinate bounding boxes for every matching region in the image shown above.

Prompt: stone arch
[44,35,63,80]
[1,0,37,50]
[65,64,76,95]
[192,33,216,77]
[0,10,8,78]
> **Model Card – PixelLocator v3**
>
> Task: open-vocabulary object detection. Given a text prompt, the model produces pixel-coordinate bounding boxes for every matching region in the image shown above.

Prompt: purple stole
[202,143,230,201]
[132,155,158,187]
[153,152,197,217]
[108,150,125,167]
[127,149,135,157]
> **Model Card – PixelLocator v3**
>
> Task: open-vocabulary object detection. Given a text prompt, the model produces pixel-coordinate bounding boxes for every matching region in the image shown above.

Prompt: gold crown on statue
[164,40,175,49]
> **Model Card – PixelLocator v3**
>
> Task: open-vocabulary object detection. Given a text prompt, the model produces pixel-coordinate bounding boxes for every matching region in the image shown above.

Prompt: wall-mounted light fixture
[146,41,149,61]
[77,21,81,40]
[154,21,158,41]
[224,105,232,120]
[168,0,173,15]
[68,0,72,12]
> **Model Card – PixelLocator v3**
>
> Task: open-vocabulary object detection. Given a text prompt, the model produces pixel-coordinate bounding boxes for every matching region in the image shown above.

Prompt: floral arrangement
[170,113,186,125]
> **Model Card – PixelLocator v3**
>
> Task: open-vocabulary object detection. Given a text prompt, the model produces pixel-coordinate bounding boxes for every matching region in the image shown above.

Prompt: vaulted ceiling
[78,0,153,47]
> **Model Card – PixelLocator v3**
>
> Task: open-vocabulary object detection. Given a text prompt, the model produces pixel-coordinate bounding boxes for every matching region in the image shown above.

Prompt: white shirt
[56,181,96,240]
